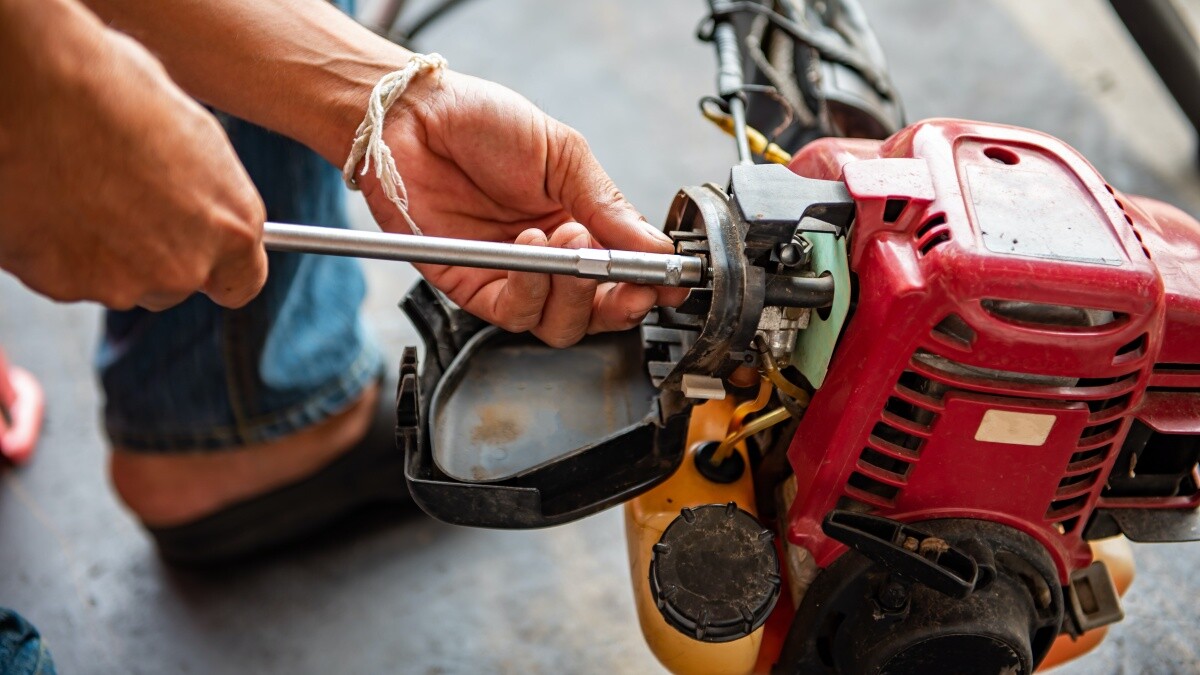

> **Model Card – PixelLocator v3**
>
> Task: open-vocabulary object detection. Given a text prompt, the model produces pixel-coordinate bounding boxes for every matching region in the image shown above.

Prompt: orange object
[1037,537,1135,671]
[624,397,764,675]
[0,347,44,465]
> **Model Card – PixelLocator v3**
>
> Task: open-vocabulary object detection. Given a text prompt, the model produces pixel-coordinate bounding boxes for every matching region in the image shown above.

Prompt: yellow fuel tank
[624,398,763,675]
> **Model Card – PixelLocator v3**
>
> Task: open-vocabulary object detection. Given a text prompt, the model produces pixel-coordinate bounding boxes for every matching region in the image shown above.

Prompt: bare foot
[109,383,379,527]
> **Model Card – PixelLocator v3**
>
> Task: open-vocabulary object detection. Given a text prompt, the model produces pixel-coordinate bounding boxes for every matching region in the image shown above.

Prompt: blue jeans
[96,0,378,451]
[0,608,55,675]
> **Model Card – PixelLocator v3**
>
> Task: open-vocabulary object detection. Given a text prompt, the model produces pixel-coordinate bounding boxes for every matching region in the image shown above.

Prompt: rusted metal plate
[431,328,656,483]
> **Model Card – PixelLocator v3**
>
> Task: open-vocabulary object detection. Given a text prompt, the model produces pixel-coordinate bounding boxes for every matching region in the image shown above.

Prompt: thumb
[546,122,675,254]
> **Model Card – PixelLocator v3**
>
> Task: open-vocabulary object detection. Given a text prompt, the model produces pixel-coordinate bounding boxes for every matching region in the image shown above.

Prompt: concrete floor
[3,0,1200,673]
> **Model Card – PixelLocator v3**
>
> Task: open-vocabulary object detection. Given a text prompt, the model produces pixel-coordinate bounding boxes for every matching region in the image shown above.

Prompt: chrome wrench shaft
[262,222,705,287]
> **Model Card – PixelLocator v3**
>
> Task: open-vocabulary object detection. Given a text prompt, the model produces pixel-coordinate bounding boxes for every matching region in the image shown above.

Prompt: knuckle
[207,270,264,309]
[597,184,627,211]
[154,260,206,296]
[540,331,580,349]
[551,124,588,170]
[498,310,542,334]
[218,212,261,250]
[497,304,543,333]
[104,289,139,311]
[496,316,528,333]
[549,222,589,247]
[561,125,589,151]
[218,291,254,310]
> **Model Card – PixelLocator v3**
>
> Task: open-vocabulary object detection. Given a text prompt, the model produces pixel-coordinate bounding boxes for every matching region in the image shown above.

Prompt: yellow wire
[711,378,773,464]
[702,107,793,165]
[705,347,812,467]
[759,346,811,406]
[710,407,793,465]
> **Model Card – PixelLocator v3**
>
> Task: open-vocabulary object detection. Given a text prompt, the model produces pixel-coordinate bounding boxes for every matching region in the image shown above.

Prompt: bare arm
[25,0,682,342]
[0,0,266,310]
[81,0,410,166]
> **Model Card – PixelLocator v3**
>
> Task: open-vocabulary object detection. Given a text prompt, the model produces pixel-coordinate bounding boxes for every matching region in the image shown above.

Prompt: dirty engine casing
[762,119,1200,673]
[395,117,1200,674]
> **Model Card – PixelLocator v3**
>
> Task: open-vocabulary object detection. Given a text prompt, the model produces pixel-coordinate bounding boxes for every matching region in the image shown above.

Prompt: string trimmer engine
[620,116,1200,674]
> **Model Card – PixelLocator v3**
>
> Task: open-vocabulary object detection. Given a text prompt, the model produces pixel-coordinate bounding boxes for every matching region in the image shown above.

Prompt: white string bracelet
[342,53,448,235]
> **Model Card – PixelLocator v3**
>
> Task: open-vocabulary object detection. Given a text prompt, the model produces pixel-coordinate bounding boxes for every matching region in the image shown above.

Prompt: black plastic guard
[395,281,689,529]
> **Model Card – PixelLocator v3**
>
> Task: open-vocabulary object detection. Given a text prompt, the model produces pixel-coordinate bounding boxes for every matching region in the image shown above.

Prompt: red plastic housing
[783,119,1200,582]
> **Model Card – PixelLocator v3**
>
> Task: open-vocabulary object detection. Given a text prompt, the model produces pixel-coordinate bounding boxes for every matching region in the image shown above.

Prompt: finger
[545,122,675,254]
[137,290,194,312]
[204,244,268,309]
[479,228,551,332]
[531,223,598,348]
[587,282,658,334]
[656,285,691,308]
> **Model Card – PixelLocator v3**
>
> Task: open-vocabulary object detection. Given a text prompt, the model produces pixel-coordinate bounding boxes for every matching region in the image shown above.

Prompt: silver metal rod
[727,97,754,166]
[710,16,753,165]
[262,222,705,287]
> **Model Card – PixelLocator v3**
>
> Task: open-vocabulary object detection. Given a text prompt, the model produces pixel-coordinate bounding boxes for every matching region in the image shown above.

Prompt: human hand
[0,0,267,310]
[357,68,687,347]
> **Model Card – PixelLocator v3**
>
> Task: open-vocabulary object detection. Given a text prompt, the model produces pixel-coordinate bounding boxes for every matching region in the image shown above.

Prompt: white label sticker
[974,410,1057,446]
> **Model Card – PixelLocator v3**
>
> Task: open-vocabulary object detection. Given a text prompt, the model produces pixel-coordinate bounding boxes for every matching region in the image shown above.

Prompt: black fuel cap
[649,503,782,643]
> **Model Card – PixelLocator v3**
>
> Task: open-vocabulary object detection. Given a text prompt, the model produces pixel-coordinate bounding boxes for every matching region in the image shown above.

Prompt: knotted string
[342,53,448,235]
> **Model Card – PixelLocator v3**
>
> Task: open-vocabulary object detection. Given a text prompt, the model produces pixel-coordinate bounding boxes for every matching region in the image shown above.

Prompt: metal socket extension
[263,222,705,287]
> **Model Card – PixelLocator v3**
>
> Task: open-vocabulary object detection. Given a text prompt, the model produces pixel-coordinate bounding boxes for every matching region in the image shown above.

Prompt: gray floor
[3,1,1200,673]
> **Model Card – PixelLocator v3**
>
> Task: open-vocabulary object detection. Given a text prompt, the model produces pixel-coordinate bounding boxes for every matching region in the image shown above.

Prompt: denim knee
[0,608,56,675]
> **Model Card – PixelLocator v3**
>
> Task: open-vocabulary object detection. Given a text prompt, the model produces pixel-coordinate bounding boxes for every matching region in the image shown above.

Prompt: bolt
[878,580,909,612]
[778,242,802,266]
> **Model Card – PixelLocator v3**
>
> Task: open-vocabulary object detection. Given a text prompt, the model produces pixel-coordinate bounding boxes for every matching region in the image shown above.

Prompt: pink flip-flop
[0,347,44,465]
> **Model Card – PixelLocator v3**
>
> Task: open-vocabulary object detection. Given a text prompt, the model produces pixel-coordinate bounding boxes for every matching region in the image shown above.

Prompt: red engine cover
[783,119,1200,583]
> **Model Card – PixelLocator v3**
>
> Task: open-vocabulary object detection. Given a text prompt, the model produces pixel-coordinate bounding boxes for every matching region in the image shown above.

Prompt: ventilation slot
[981,299,1126,331]
[847,471,900,505]
[1114,334,1147,361]
[1156,363,1200,372]
[883,199,908,223]
[1056,470,1100,495]
[883,394,938,430]
[1047,494,1089,519]
[1067,445,1111,472]
[931,313,975,348]
[859,447,913,478]
[1047,423,1126,528]
[1081,420,1122,444]
[847,370,939,508]
[911,350,1139,399]
[914,214,947,240]
[835,496,876,514]
[1086,393,1132,418]
[912,213,951,257]
[918,231,951,256]
[1149,363,1200,392]
[871,421,924,453]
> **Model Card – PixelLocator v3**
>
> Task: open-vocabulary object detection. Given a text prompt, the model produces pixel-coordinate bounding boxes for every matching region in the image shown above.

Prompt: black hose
[400,0,476,41]
[763,274,835,308]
